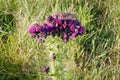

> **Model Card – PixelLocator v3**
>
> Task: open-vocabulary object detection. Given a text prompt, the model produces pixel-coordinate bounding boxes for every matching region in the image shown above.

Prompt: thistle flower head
[37,25,43,32]
[75,28,79,34]
[56,19,62,25]
[29,24,36,34]
[43,66,49,74]
[70,25,75,31]
[52,53,56,61]
[29,13,84,43]
[64,33,68,38]
[46,16,54,23]
[75,20,80,26]
[71,33,78,39]
[79,26,84,35]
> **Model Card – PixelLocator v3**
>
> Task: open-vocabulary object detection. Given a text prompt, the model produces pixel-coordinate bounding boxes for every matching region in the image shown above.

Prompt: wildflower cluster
[29,13,84,43]
[28,13,84,77]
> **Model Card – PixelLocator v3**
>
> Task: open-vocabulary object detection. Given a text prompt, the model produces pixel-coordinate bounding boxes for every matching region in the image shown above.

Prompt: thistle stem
[49,51,56,80]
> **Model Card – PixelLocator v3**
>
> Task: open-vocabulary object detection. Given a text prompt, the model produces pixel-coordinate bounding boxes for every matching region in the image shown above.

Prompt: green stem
[49,51,56,80]
[46,39,59,80]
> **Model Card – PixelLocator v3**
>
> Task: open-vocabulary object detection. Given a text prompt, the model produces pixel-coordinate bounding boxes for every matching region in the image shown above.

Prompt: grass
[0,0,120,80]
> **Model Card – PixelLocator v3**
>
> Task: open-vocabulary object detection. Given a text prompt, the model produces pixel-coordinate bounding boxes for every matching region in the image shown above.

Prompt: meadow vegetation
[0,0,120,80]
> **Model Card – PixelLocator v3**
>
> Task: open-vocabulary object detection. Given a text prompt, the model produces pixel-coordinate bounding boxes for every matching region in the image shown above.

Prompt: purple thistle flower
[71,33,78,39]
[37,25,43,32]
[79,26,84,35]
[68,31,72,36]
[52,53,56,61]
[43,28,48,34]
[43,23,48,28]
[75,28,79,34]
[70,25,75,31]
[47,24,54,32]
[29,13,84,43]
[56,19,62,25]
[43,66,49,74]
[66,19,71,24]
[64,33,68,38]
[63,24,67,29]
[63,20,67,29]
[42,27,48,39]
[49,23,54,28]
[29,26,36,34]
[75,20,80,26]
[68,20,73,26]
[60,26,63,31]
[46,16,54,23]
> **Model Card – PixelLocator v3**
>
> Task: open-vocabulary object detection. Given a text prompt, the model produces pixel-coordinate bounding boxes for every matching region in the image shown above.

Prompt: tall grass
[0,0,120,80]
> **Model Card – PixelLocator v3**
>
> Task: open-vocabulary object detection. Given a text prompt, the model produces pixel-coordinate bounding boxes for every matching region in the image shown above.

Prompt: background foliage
[0,0,120,80]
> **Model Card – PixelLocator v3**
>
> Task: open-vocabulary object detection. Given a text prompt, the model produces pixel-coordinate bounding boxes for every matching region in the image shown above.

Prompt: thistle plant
[28,13,84,80]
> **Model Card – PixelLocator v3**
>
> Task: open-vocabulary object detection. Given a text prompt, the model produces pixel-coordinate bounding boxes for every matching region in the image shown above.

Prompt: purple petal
[37,25,43,32]
[52,53,56,61]
[75,28,79,34]
[46,16,54,23]
[43,66,49,74]
[29,26,36,34]
[43,23,48,28]
[70,25,75,31]
[47,26,52,32]
[63,20,67,29]
[63,24,67,29]
[60,26,63,31]
[68,20,74,26]
[49,23,54,27]
[71,33,78,39]
[75,20,80,26]
[56,19,62,24]
[43,28,48,34]
[79,26,84,35]
[47,24,55,32]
